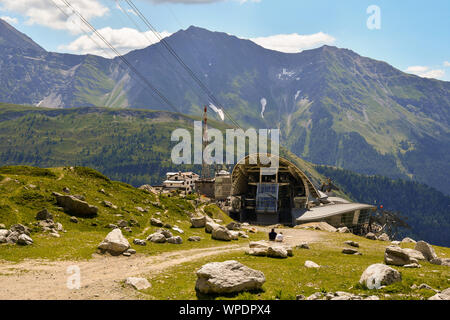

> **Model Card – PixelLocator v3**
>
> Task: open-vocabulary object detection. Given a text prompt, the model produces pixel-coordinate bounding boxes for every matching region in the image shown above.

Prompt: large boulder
[430,258,450,267]
[17,234,33,246]
[125,277,151,290]
[342,248,360,255]
[344,240,359,248]
[98,229,130,255]
[0,229,10,238]
[384,246,418,266]
[190,216,206,228]
[402,248,426,261]
[205,221,221,233]
[359,264,402,289]
[267,246,288,258]
[377,233,390,241]
[6,231,20,244]
[195,260,265,294]
[36,208,53,221]
[428,288,450,300]
[365,232,377,240]
[415,241,438,261]
[212,226,232,241]
[401,237,416,244]
[53,192,98,217]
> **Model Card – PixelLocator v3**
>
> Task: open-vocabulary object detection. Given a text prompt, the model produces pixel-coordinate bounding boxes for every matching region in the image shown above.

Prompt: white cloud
[444,61,450,67]
[249,32,336,53]
[58,27,171,57]
[0,0,108,34]
[405,65,445,80]
[147,0,259,4]
[0,15,18,25]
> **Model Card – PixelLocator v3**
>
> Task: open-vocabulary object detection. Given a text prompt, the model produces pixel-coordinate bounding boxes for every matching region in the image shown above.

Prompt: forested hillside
[316,165,450,246]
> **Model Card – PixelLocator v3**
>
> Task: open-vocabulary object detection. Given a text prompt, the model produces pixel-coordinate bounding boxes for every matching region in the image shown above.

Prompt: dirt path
[0,228,324,300]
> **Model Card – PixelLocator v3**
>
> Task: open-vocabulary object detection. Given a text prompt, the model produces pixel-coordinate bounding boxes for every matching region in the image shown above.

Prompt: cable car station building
[228,154,375,231]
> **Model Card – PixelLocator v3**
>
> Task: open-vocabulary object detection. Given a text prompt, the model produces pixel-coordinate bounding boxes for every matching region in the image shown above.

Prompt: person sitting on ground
[269,228,277,241]
[275,231,284,242]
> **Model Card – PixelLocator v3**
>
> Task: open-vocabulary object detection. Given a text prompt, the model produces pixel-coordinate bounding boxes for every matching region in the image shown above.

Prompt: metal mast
[201,105,212,179]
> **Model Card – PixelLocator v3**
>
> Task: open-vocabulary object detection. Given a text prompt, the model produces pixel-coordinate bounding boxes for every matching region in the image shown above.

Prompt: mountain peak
[0,18,45,53]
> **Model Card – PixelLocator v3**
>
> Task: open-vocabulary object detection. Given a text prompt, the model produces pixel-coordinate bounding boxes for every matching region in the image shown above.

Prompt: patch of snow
[294,90,301,101]
[260,98,267,119]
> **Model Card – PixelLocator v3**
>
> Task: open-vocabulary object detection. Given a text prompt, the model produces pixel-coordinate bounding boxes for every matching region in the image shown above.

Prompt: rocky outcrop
[359,264,402,289]
[53,192,98,217]
[195,260,265,294]
[98,229,130,255]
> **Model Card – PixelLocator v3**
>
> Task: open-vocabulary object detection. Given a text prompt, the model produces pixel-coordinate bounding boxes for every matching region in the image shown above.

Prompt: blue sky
[1,0,449,80]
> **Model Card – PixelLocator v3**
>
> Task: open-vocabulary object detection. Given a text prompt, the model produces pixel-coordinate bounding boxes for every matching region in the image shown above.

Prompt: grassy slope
[0,165,262,262]
[142,231,450,300]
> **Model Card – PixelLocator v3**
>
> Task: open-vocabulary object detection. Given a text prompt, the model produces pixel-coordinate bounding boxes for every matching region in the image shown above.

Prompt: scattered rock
[6,231,19,244]
[172,226,184,234]
[36,208,53,221]
[0,223,5,229]
[125,277,151,290]
[158,229,173,239]
[226,222,241,231]
[147,233,166,243]
[17,234,33,246]
[195,260,265,294]
[344,240,359,248]
[188,236,201,242]
[0,229,10,238]
[377,233,390,241]
[63,187,70,194]
[296,243,310,249]
[229,231,239,240]
[10,224,30,236]
[342,248,360,255]
[365,232,377,240]
[401,237,416,244]
[337,227,350,233]
[122,252,131,256]
[98,229,130,255]
[117,220,128,228]
[304,260,320,269]
[384,246,418,266]
[106,224,118,229]
[403,263,421,268]
[49,232,60,238]
[430,258,450,266]
[163,223,172,229]
[138,185,157,195]
[359,264,402,289]
[190,216,206,228]
[150,218,164,227]
[237,231,248,238]
[167,236,183,244]
[53,192,98,217]
[133,239,146,246]
[126,248,136,254]
[102,200,117,210]
[296,294,306,300]
[415,241,438,261]
[70,216,78,223]
[391,241,401,245]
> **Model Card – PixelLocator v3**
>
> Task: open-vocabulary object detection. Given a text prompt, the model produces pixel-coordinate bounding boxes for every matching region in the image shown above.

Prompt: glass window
[256,183,279,213]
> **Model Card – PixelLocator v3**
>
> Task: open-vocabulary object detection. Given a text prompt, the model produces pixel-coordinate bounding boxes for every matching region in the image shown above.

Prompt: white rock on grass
[195,260,265,294]
[428,288,450,300]
[98,229,130,255]
[304,260,320,269]
[125,277,151,290]
[359,264,402,289]
[17,234,33,246]
[211,226,232,241]
[415,241,438,261]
